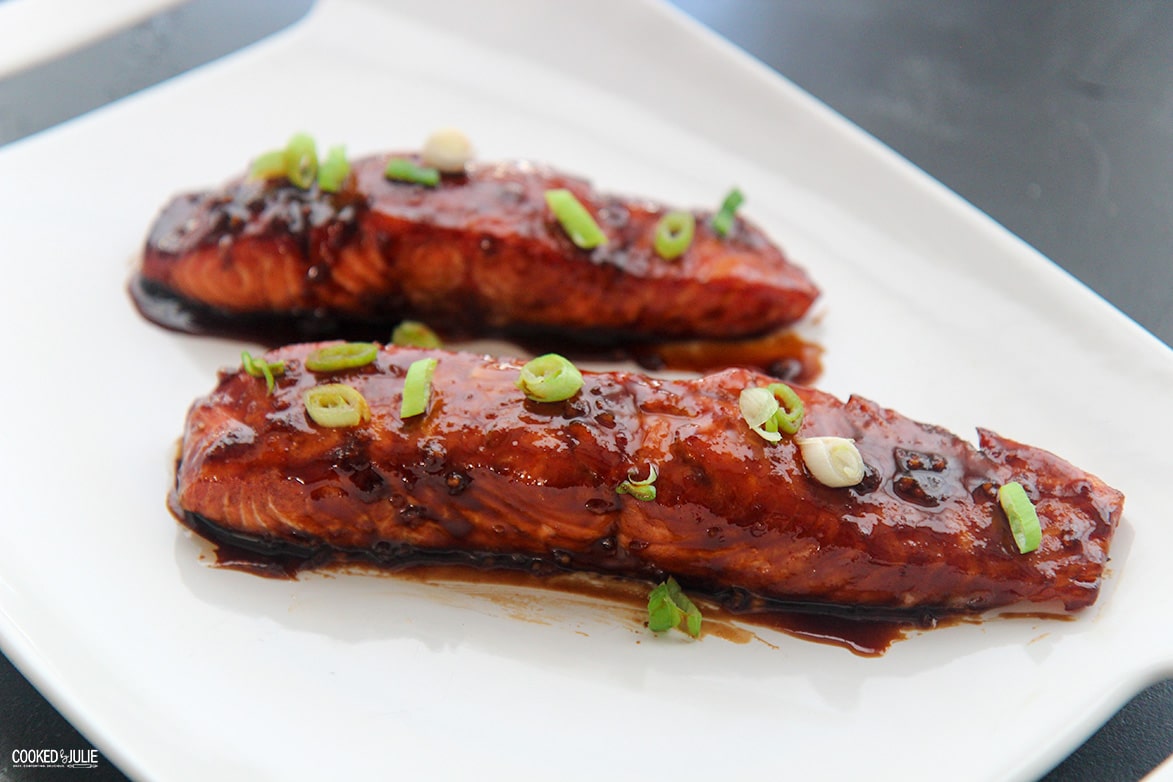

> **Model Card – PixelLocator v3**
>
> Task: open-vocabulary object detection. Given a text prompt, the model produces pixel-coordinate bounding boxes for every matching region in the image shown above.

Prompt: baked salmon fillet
[132,151,818,344]
[173,343,1122,621]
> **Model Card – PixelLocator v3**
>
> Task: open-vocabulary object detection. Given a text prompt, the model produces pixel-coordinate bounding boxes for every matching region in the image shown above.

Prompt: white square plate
[1,1,1171,779]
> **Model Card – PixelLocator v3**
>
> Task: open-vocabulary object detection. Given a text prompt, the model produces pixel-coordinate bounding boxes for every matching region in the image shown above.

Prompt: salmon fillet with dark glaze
[133,154,819,344]
[174,343,1122,625]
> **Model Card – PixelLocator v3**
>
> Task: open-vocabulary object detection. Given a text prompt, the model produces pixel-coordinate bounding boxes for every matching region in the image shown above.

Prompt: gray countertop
[1,1,1169,779]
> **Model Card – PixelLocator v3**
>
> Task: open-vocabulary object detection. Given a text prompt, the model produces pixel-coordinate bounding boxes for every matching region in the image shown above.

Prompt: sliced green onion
[654,211,696,260]
[616,465,658,502]
[401,357,438,418]
[998,481,1042,554]
[391,320,443,349]
[250,136,348,191]
[317,145,350,193]
[647,577,702,638]
[797,436,865,488]
[248,149,287,181]
[739,382,805,443]
[739,387,782,443]
[766,382,804,434]
[241,350,285,395]
[385,157,440,187]
[285,133,319,189]
[544,188,607,250]
[304,383,370,428]
[516,353,583,402]
[304,342,378,372]
[711,187,744,237]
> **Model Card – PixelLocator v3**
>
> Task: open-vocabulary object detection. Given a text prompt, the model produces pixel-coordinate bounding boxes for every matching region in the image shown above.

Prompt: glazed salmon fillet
[174,343,1122,618]
[133,154,819,344]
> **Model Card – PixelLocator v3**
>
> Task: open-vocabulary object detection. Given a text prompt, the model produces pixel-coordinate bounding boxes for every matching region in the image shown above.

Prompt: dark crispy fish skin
[175,344,1122,615]
[135,155,818,342]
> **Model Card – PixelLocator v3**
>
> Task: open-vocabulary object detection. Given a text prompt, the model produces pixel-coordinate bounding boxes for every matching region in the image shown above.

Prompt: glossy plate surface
[1,1,1171,779]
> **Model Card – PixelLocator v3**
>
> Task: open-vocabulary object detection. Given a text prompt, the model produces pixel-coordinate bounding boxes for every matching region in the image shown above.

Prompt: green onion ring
[711,187,744,237]
[317,145,350,193]
[654,211,696,260]
[401,357,438,418]
[284,133,319,190]
[739,386,782,443]
[616,465,658,502]
[544,189,607,250]
[241,350,285,395]
[796,436,865,488]
[739,382,805,443]
[998,481,1042,554]
[304,383,370,428]
[304,342,379,373]
[516,353,584,402]
[766,382,804,434]
[391,320,443,349]
[385,157,441,187]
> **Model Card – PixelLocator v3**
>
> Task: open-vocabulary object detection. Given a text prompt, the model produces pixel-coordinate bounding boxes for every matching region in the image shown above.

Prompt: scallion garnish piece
[391,320,443,349]
[284,133,319,190]
[241,350,285,395]
[647,577,702,638]
[304,342,378,373]
[766,382,804,434]
[616,465,658,502]
[739,382,805,443]
[317,145,350,193]
[516,353,584,402]
[739,387,783,443]
[544,189,607,250]
[249,150,287,181]
[653,211,696,260]
[998,481,1042,554]
[711,187,744,237]
[797,436,865,488]
[249,135,349,191]
[304,383,370,428]
[401,357,438,418]
[422,127,474,173]
[385,157,441,187]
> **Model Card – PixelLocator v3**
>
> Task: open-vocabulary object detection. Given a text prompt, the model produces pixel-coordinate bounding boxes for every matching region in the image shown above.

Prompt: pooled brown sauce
[130,275,822,384]
[631,329,823,385]
[184,506,932,656]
